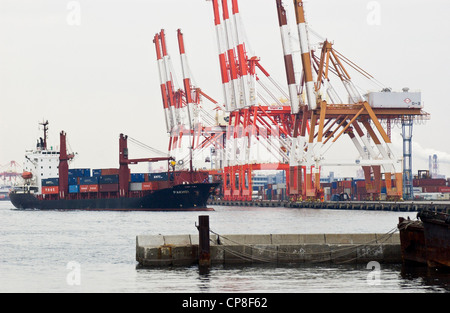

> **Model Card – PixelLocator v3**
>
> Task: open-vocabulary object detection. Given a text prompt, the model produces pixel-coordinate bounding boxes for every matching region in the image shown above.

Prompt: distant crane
[0,161,22,185]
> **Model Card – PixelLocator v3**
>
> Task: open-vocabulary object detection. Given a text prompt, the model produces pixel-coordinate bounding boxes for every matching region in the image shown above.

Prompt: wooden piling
[198,215,211,267]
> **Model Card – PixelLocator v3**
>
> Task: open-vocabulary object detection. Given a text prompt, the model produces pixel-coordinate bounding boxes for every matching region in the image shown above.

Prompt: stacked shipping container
[43,168,175,195]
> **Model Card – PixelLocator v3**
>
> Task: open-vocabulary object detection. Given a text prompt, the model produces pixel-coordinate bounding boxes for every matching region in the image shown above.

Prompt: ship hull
[10,183,217,211]
[418,210,450,268]
[398,217,427,265]
[398,210,450,269]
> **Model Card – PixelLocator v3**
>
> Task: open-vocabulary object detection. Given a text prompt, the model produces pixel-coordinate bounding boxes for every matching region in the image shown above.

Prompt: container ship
[10,122,218,211]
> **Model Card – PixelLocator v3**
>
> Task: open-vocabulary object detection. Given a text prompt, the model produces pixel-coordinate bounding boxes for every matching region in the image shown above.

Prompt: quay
[136,232,401,267]
[208,199,450,214]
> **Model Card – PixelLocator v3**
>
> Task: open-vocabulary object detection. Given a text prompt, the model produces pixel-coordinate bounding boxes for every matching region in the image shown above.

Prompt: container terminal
[2,0,448,211]
[150,0,432,206]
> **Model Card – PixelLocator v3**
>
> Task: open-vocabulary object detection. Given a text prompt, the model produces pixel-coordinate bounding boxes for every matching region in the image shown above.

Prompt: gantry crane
[206,0,427,201]
[152,0,428,202]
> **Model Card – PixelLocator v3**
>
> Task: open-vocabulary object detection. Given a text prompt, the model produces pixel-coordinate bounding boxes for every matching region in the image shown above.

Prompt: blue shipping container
[69,185,79,193]
[68,177,78,185]
[148,172,168,181]
[69,168,91,177]
[92,169,102,177]
[99,175,119,184]
[79,176,99,185]
[131,173,145,182]
[42,178,59,186]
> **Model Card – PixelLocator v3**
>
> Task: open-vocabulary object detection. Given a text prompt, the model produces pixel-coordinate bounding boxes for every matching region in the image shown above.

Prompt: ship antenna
[39,120,49,150]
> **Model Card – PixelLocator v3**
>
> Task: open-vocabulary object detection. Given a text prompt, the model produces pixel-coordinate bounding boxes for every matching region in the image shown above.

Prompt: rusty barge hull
[398,210,450,269]
[398,217,427,265]
[418,210,450,268]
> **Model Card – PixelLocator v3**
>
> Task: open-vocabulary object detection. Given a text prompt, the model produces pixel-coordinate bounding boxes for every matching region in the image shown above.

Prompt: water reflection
[400,265,450,292]
[135,263,450,293]
[197,266,211,292]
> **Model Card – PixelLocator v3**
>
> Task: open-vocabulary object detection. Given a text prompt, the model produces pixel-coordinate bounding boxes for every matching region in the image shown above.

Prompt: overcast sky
[1,0,449,178]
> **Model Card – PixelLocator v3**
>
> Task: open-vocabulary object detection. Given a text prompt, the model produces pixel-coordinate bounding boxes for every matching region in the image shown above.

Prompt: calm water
[0,200,448,293]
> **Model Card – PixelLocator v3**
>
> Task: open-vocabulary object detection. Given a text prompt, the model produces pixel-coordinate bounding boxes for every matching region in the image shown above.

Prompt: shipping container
[130,173,145,183]
[92,169,102,177]
[147,172,168,181]
[142,182,158,191]
[101,168,119,175]
[88,185,98,192]
[412,187,422,193]
[99,184,119,192]
[423,186,440,193]
[438,186,450,193]
[69,185,79,193]
[80,184,99,193]
[42,186,59,194]
[68,168,90,177]
[79,176,99,185]
[414,178,446,187]
[68,177,78,185]
[42,178,59,186]
[129,182,143,191]
[99,175,119,184]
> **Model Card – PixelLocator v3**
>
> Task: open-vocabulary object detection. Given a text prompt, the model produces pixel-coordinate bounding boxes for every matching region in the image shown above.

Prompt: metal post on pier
[197,215,211,268]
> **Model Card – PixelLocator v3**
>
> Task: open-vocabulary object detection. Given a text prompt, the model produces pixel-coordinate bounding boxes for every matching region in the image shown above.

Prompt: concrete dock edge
[136,233,401,267]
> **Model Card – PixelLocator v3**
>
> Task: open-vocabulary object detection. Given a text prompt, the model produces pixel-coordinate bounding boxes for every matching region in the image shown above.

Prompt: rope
[397,218,422,231]
[209,227,399,264]
[127,136,169,157]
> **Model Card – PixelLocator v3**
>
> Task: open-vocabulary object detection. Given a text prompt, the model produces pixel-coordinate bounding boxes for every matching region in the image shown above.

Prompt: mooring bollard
[198,215,211,267]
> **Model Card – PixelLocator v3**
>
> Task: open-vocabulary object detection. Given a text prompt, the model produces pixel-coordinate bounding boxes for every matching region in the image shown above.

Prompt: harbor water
[0,201,448,293]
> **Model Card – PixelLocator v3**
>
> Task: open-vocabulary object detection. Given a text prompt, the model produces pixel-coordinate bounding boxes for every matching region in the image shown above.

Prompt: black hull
[10,183,217,211]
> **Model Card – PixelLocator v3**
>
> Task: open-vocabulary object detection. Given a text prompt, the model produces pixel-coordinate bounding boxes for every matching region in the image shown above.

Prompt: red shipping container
[415,179,446,187]
[101,168,119,175]
[99,184,119,192]
[88,185,98,192]
[142,182,158,190]
[42,186,59,194]
[423,186,439,193]
[438,186,450,193]
[80,185,98,192]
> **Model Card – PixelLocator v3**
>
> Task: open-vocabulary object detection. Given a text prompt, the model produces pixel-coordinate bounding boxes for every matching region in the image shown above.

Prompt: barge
[398,210,450,268]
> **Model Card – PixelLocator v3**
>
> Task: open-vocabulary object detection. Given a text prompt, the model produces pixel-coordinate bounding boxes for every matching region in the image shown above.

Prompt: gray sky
[1,0,449,177]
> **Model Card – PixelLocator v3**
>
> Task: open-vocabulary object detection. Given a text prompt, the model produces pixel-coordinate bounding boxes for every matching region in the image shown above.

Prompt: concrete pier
[207,199,450,213]
[136,233,401,267]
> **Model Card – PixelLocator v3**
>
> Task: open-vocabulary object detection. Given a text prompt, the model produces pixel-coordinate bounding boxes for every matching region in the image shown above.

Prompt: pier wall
[208,200,450,213]
[136,233,401,267]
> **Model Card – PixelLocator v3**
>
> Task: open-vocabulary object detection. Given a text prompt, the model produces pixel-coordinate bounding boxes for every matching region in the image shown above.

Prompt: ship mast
[59,131,69,199]
[39,120,49,150]
[119,134,174,197]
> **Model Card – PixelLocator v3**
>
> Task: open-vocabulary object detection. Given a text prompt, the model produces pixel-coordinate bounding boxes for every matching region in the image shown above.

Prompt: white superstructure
[21,121,64,194]
[23,147,60,194]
